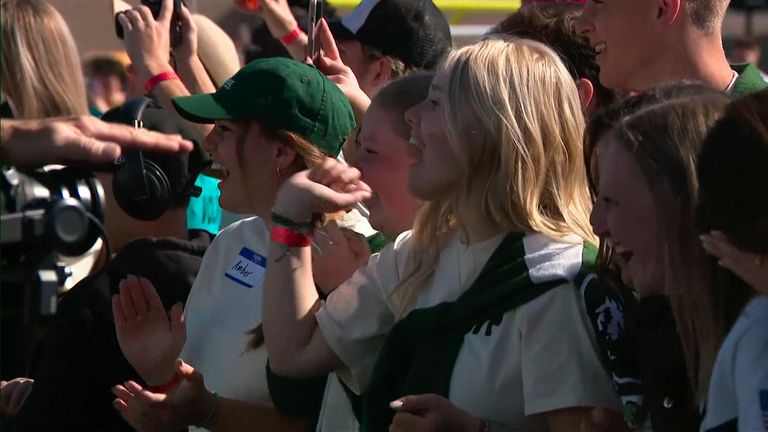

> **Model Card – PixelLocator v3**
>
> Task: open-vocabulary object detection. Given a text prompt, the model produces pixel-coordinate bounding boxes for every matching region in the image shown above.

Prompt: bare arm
[117,0,213,137]
[235,0,308,62]
[263,160,372,377]
[211,397,311,432]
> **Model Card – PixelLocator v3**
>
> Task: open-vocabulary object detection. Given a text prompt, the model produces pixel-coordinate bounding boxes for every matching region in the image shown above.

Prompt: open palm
[113,275,186,386]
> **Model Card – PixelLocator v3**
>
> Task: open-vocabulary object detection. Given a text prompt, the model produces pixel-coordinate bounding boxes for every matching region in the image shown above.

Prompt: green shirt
[730,63,768,97]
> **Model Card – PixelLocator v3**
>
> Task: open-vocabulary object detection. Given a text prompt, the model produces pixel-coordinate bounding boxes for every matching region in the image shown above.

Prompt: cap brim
[328,20,356,41]
[172,93,234,124]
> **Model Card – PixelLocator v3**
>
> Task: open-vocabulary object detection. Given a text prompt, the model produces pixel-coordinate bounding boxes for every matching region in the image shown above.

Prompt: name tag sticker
[224,247,267,288]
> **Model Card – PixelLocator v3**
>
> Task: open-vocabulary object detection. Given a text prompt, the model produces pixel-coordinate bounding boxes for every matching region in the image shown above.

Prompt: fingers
[117,12,133,33]
[158,0,173,23]
[317,19,339,61]
[119,276,139,319]
[77,116,193,153]
[389,411,428,432]
[169,303,186,340]
[138,276,164,312]
[112,384,135,402]
[135,5,155,25]
[391,394,439,415]
[112,294,128,335]
[129,277,151,317]
[178,2,194,28]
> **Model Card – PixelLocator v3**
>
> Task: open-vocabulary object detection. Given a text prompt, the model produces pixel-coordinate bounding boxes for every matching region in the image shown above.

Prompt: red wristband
[147,371,181,393]
[271,225,313,247]
[280,24,304,45]
[144,71,180,94]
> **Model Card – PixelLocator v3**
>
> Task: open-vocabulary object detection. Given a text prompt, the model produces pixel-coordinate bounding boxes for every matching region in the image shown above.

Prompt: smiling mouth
[593,42,607,55]
[206,161,230,180]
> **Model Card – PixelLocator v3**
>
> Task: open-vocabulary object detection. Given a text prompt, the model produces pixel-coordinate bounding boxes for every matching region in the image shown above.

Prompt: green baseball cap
[172,58,355,157]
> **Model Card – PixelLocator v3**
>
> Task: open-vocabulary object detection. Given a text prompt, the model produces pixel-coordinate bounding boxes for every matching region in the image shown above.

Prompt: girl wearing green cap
[108,57,360,431]
[261,37,621,431]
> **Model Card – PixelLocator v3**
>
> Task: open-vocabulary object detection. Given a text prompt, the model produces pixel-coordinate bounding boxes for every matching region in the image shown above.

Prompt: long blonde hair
[1,0,88,118]
[395,37,595,312]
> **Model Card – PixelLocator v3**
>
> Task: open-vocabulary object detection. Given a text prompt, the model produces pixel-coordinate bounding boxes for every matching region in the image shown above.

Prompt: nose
[404,100,423,130]
[203,129,218,154]
[576,4,596,39]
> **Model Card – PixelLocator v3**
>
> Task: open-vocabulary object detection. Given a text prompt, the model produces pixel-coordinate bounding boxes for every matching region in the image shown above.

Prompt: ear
[575,78,595,113]
[368,56,393,93]
[657,0,682,26]
[273,139,299,175]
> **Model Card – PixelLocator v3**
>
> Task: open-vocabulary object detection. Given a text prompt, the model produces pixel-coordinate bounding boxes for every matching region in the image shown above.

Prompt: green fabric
[366,232,391,254]
[360,233,597,432]
[186,174,221,235]
[730,63,768,97]
[172,58,355,157]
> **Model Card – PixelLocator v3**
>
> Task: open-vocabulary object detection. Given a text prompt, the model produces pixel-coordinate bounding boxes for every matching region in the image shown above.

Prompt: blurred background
[47,0,768,70]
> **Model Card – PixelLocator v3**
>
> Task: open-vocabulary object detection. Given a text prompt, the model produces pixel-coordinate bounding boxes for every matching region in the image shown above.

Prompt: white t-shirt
[181,217,272,431]
[701,295,768,432]
[316,231,619,430]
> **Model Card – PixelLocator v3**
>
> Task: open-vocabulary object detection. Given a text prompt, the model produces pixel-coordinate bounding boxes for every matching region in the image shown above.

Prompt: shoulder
[726,296,768,354]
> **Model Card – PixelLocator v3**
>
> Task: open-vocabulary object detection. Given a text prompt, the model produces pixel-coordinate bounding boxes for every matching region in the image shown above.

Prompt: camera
[115,0,184,48]
[1,167,105,291]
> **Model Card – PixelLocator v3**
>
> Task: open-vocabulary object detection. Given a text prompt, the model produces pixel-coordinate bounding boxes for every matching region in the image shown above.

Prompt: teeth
[594,42,607,54]
[212,162,226,170]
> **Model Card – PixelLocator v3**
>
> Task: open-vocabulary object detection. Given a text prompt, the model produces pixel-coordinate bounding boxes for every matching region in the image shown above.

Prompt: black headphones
[112,97,206,221]
[112,97,176,221]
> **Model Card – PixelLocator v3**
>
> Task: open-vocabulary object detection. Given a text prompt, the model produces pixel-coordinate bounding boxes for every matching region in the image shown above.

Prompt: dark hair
[733,37,761,51]
[697,90,768,253]
[694,90,767,363]
[83,56,129,85]
[585,82,731,397]
[368,73,433,138]
[488,3,619,110]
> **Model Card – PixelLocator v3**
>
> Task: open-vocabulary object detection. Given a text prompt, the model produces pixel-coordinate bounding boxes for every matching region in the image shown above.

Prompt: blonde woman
[1,0,88,118]
[262,37,619,431]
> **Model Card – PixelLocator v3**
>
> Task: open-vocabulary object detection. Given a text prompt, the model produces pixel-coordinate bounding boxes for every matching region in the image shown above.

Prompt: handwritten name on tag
[224,247,267,288]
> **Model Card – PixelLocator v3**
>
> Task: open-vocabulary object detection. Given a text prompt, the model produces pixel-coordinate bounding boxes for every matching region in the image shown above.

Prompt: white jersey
[182,217,272,431]
[316,231,619,430]
[701,295,768,432]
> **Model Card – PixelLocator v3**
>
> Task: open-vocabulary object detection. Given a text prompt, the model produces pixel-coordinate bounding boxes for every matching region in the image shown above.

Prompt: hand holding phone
[115,0,184,48]
[307,0,323,60]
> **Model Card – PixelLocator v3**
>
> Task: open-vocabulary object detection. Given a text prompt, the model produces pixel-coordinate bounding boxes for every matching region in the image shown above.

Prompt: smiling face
[204,120,280,216]
[355,105,422,238]
[590,133,663,295]
[403,72,464,202]
[579,0,661,91]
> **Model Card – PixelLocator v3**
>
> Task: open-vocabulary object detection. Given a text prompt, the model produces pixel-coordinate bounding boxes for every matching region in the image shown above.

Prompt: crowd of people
[0,0,767,431]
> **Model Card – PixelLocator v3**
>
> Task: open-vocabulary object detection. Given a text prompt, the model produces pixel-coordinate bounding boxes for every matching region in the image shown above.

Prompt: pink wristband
[144,71,180,94]
[280,24,304,45]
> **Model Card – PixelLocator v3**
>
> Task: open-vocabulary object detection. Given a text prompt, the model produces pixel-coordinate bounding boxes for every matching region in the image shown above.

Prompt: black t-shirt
[12,235,209,431]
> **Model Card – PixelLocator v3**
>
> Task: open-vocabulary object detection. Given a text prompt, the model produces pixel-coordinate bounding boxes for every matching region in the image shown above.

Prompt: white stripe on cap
[340,0,383,34]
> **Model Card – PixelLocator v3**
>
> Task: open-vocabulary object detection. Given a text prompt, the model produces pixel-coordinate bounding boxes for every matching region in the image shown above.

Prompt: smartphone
[307,0,323,59]
[115,0,183,48]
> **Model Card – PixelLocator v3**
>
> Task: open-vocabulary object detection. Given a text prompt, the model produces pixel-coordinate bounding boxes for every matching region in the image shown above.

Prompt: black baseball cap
[328,0,452,70]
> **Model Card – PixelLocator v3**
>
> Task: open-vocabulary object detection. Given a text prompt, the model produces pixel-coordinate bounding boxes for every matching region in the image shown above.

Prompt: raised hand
[312,222,372,295]
[0,378,34,416]
[313,18,370,115]
[701,231,768,294]
[172,3,198,64]
[273,158,372,223]
[116,0,174,81]
[112,275,186,387]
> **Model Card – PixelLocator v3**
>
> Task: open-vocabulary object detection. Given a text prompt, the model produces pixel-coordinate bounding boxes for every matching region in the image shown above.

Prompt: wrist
[273,190,314,222]
[138,60,173,83]
[144,365,177,387]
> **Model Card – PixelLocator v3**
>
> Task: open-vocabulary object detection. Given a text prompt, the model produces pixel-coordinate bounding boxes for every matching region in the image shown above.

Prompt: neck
[633,29,733,92]
[112,211,189,254]
[455,204,505,245]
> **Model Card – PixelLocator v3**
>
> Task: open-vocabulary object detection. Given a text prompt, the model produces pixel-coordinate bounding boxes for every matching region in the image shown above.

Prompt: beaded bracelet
[271,211,316,232]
